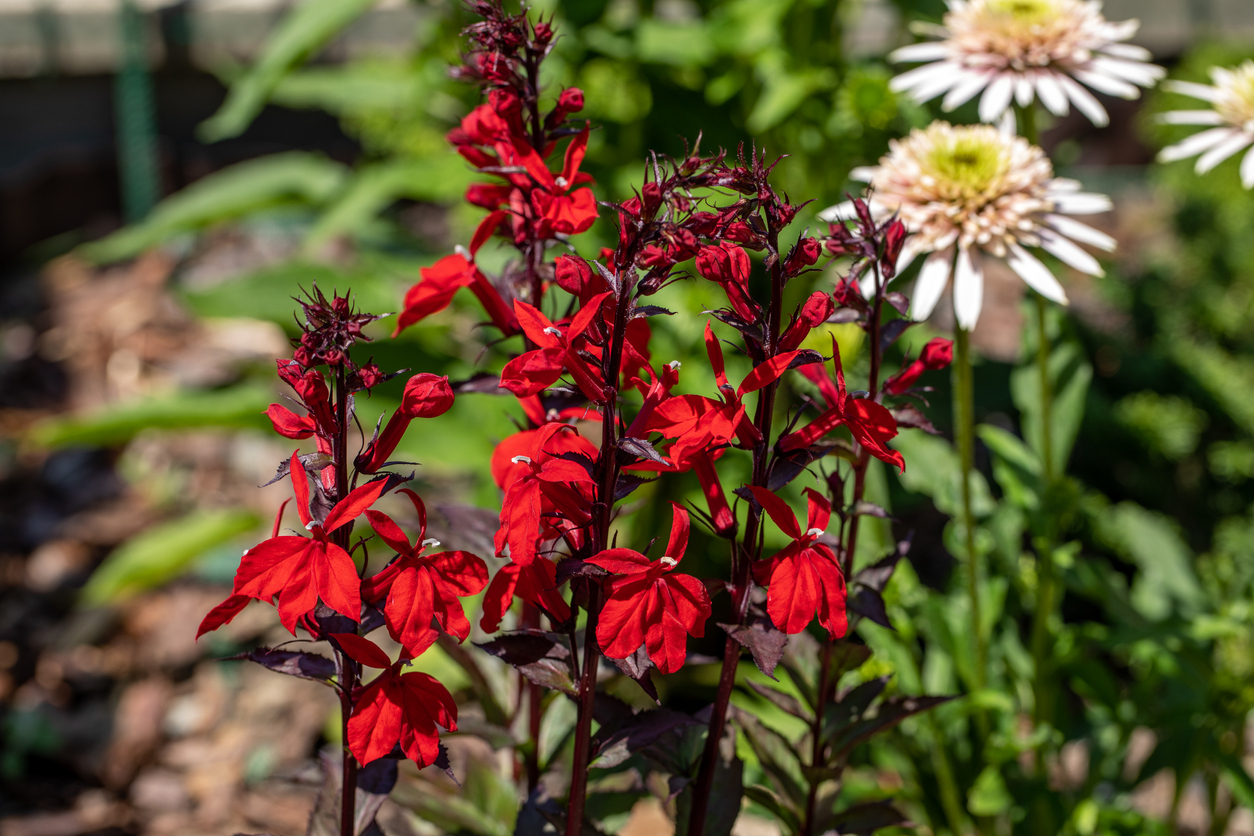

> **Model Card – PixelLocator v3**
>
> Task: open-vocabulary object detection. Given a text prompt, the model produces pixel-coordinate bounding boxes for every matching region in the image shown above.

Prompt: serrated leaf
[227,647,336,683]
[828,800,909,834]
[746,680,810,721]
[733,707,807,811]
[721,617,788,680]
[476,631,576,696]
[590,707,696,769]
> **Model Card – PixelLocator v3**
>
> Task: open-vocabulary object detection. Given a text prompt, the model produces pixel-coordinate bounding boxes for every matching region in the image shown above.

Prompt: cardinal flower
[394,210,517,336]
[494,424,595,565]
[356,374,455,474]
[498,294,609,401]
[780,337,905,472]
[517,125,599,235]
[1157,61,1254,187]
[822,121,1115,328]
[480,557,572,632]
[885,337,955,395]
[360,489,488,653]
[334,633,457,768]
[586,504,712,675]
[749,487,847,639]
[890,0,1163,126]
[227,453,388,632]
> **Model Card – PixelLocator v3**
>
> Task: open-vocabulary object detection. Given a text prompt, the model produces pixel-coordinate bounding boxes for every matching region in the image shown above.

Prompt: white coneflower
[1158,62,1254,187]
[890,0,1164,127]
[821,121,1114,329]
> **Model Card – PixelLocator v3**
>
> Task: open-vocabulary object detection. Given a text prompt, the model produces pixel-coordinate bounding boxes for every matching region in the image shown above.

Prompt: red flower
[780,336,905,473]
[498,295,609,401]
[230,454,388,633]
[480,557,571,632]
[334,633,457,768]
[748,487,847,639]
[519,126,599,235]
[884,337,954,395]
[695,242,758,322]
[587,504,712,674]
[494,424,595,565]
[360,489,488,652]
[356,374,455,474]
[394,211,518,337]
[778,291,835,352]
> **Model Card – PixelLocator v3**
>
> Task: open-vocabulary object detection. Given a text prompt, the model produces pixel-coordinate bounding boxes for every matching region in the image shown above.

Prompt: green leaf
[179,261,401,328]
[198,0,382,141]
[1094,502,1203,620]
[28,383,275,448]
[747,67,836,133]
[81,508,261,605]
[977,424,1042,511]
[78,153,348,263]
[741,786,801,836]
[269,61,427,116]
[303,155,475,252]
[891,432,994,518]
[967,765,1012,817]
[634,19,716,67]
[1010,338,1092,475]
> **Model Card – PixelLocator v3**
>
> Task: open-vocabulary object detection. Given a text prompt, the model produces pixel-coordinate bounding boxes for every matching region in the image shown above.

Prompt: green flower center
[1216,62,1254,129]
[986,0,1058,26]
[925,135,1007,199]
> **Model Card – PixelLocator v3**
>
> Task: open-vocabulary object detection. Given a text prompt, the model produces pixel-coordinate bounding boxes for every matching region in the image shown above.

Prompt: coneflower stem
[1030,293,1057,734]
[953,327,986,693]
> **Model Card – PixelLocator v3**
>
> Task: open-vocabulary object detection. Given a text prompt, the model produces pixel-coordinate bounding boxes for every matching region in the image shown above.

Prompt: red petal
[324,476,390,533]
[738,350,811,397]
[401,374,455,419]
[586,548,652,575]
[662,503,690,564]
[479,563,521,633]
[196,593,250,639]
[393,254,478,336]
[266,404,315,439]
[765,551,822,635]
[347,675,403,766]
[289,452,312,528]
[313,541,364,623]
[803,488,831,534]
[499,348,567,397]
[331,633,393,668]
[365,510,413,557]
[595,577,650,659]
[746,487,803,540]
[428,550,490,596]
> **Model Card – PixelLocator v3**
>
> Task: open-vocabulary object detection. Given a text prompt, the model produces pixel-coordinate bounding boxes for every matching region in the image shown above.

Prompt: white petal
[1089,56,1165,87]
[889,42,949,63]
[1195,131,1254,174]
[997,108,1017,138]
[1101,43,1154,62]
[1242,146,1254,189]
[1015,76,1034,107]
[896,237,924,276]
[1162,80,1222,103]
[1052,192,1112,215]
[1038,229,1104,277]
[912,248,953,322]
[817,200,855,223]
[1156,110,1226,126]
[1210,66,1234,87]
[1158,127,1239,163]
[1007,242,1069,302]
[890,62,955,94]
[942,69,994,112]
[1074,69,1141,100]
[979,75,1016,123]
[849,167,878,183]
[1034,72,1070,116]
[1058,75,1110,127]
[858,271,878,299]
[1044,214,1116,251]
[952,246,984,330]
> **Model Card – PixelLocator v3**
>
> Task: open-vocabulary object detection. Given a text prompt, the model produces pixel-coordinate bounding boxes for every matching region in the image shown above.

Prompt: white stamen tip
[511,455,532,464]
[554,176,568,188]
[807,528,826,538]
[305,520,318,530]
[668,361,681,370]
[421,538,441,549]
[454,244,470,259]
[543,326,562,336]
[660,556,678,567]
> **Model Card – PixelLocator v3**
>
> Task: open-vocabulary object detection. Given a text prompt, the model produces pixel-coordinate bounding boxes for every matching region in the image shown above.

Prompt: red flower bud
[881,220,907,278]
[558,87,584,114]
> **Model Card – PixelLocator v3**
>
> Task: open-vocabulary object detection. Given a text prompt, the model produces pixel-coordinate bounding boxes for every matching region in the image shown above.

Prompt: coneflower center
[1216,61,1254,131]
[924,134,1008,201]
[986,0,1057,26]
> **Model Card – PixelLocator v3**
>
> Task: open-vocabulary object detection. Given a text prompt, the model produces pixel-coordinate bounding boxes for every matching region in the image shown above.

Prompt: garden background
[4,0,1254,834]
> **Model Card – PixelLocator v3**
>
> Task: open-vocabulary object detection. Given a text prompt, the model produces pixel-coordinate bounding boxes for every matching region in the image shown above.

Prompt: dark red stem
[688,223,784,836]
[332,363,358,836]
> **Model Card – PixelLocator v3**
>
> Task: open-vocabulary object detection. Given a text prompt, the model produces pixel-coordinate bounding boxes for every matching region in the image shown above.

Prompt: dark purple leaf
[556,557,607,584]
[590,707,697,768]
[855,551,903,593]
[891,404,940,435]
[720,617,788,680]
[429,503,500,558]
[829,695,953,757]
[261,451,333,487]
[451,372,508,395]
[829,308,864,324]
[885,292,910,317]
[228,647,336,684]
[879,318,914,353]
[785,349,824,371]
[851,501,890,519]
[848,586,893,630]
[615,473,658,501]
[828,801,910,835]
[354,757,398,835]
[617,437,672,468]
[476,631,577,696]
[609,645,658,703]
[746,680,810,721]
[632,305,675,319]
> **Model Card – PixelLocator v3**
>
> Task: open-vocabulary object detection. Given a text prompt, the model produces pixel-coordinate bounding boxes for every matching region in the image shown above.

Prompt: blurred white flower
[821,121,1114,329]
[890,0,1163,127]
[1157,62,1254,187]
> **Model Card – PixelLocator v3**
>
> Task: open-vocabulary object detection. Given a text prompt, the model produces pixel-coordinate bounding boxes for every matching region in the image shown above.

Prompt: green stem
[926,714,972,836]
[953,327,985,693]
[1030,294,1057,736]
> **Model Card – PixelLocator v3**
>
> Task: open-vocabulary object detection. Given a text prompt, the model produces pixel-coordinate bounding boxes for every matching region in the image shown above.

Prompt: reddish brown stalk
[688,224,785,836]
[331,363,358,836]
